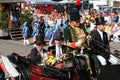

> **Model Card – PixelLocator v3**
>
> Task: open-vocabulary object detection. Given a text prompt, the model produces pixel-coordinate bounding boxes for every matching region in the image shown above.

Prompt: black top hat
[35,34,46,45]
[53,30,63,40]
[95,17,107,25]
[70,8,80,21]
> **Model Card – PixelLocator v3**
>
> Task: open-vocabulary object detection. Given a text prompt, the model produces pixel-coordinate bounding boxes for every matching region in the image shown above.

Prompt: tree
[0,9,8,29]
[20,10,33,26]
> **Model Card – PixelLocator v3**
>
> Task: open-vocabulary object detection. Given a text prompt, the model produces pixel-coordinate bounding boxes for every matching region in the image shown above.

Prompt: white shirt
[97,29,103,41]
[39,50,44,57]
[39,50,48,60]
[55,45,62,59]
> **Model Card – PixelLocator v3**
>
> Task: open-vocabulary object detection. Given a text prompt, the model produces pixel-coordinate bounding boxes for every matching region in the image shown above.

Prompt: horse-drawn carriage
[9,52,93,80]
[0,47,120,80]
[0,49,97,80]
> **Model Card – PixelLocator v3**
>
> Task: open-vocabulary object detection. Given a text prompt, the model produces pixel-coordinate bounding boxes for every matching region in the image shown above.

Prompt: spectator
[112,22,120,42]
[53,10,58,19]
[113,11,119,23]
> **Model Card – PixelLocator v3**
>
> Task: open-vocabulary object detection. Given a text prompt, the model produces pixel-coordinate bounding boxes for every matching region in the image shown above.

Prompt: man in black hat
[63,8,86,49]
[47,29,73,65]
[90,16,111,65]
[29,34,48,65]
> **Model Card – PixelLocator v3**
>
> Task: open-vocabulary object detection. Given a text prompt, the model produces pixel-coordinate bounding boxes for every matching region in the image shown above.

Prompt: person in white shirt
[90,17,117,65]
[112,22,120,42]
[47,29,73,65]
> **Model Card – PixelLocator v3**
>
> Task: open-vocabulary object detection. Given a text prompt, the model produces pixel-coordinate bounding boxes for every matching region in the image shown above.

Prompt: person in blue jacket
[22,21,30,45]
[32,21,41,43]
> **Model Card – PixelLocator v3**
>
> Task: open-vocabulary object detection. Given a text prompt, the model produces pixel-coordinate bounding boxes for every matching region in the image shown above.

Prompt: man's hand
[79,34,86,38]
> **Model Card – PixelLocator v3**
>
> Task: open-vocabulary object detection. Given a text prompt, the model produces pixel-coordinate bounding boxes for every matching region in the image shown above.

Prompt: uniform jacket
[22,22,29,37]
[22,26,29,37]
[64,25,85,42]
[32,23,41,37]
[63,25,86,48]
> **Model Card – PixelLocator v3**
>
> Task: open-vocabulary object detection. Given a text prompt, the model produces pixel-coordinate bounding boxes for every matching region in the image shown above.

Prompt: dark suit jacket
[90,29,110,57]
[48,45,74,55]
[30,48,47,64]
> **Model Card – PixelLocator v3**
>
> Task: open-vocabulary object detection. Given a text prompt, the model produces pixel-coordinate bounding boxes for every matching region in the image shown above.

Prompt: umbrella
[33,0,57,5]
[58,1,74,4]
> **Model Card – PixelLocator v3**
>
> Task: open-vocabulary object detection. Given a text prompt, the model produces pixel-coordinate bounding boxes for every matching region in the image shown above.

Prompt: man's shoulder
[64,25,72,30]
[31,47,37,51]
[103,31,108,35]
[43,49,47,52]
[91,29,97,34]
[30,48,38,54]
[48,46,55,51]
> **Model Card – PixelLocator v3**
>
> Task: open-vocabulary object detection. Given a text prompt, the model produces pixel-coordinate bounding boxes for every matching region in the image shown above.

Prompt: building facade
[89,0,120,10]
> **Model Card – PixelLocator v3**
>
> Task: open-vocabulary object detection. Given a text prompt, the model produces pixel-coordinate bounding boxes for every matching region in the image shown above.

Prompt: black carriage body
[30,64,76,80]
[30,64,58,80]
[7,53,82,80]
[8,48,109,80]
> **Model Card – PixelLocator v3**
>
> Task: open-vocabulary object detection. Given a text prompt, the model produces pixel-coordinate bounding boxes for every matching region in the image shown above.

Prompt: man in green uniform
[64,8,101,78]
[64,8,86,49]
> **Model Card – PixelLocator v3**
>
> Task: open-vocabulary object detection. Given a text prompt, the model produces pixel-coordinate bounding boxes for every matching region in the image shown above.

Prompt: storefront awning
[0,0,74,4]
[0,0,56,3]
[0,0,26,3]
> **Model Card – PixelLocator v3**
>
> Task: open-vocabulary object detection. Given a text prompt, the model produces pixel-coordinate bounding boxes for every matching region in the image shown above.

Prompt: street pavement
[0,37,35,56]
[0,37,120,56]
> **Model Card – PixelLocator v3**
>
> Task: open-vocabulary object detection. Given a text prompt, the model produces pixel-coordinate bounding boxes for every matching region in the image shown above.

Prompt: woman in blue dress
[32,21,41,43]
[22,21,30,45]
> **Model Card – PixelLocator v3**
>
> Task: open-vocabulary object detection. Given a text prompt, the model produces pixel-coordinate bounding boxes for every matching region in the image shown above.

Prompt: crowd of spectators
[22,7,120,45]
